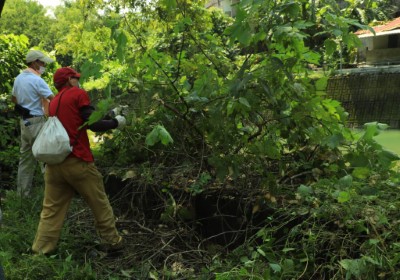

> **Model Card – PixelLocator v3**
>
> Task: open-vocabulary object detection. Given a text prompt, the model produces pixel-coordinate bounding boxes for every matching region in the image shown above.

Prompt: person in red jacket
[32,67,126,255]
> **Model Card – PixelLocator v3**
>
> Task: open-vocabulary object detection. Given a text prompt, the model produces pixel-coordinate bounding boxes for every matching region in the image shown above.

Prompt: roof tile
[355,17,400,35]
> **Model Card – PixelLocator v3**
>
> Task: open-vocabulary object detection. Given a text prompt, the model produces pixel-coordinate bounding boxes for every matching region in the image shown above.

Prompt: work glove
[110,105,128,117]
[115,115,126,129]
[110,106,122,117]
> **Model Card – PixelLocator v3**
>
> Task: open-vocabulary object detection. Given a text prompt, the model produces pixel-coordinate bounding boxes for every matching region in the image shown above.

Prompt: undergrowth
[1,123,400,279]
[0,189,98,280]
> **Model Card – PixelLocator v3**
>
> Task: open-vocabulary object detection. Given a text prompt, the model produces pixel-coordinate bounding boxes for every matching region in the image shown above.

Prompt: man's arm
[80,105,119,132]
[42,94,54,116]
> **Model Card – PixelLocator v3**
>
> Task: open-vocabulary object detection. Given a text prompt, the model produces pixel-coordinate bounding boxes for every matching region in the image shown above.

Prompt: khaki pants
[17,116,46,197]
[32,157,120,254]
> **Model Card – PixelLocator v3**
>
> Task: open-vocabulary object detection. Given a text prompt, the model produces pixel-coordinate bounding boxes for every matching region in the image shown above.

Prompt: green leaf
[315,77,328,91]
[227,100,235,116]
[338,175,353,188]
[368,239,379,245]
[362,122,380,140]
[256,248,266,257]
[328,164,339,172]
[145,127,159,146]
[352,167,370,179]
[115,30,127,62]
[282,247,295,253]
[254,139,281,159]
[162,0,177,9]
[145,125,174,146]
[238,97,251,108]
[240,256,250,264]
[228,9,252,46]
[297,185,313,198]
[378,149,400,168]
[87,98,113,125]
[269,263,281,273]
[377,123,389,130]
[337,191,351,203]
[121,270,132,278]
[323,133,343,149]
[237,26,252,46]
[158,126,174,145]
[303,50,321,64]
[282,2,301,17]
[340,259,367,277]
[87,110,104,125]
[79,54,103,82]
[324,39,337,56]
[282,258,295,272]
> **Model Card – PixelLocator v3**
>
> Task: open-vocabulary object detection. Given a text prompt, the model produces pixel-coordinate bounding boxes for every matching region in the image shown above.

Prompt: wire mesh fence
[327,72,400,128]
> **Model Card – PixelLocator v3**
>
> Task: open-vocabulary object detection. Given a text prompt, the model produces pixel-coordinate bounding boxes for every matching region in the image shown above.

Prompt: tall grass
[0,189,99,280]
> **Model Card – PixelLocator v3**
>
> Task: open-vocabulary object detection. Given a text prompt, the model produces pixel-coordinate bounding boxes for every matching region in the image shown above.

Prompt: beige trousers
[17,116,46,197]
[32,157,120,254]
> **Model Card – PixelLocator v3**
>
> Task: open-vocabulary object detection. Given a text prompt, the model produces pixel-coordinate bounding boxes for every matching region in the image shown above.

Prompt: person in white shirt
[11,50,55,197]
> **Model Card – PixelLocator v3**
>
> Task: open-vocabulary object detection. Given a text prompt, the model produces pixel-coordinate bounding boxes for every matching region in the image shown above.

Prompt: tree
[0,0,55,50]
[56,0,354,182]
[0,34,29,96]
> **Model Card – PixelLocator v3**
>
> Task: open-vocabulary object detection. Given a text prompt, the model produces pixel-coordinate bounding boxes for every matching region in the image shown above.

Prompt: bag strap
[54,88,68,117]
[53,87,81,147]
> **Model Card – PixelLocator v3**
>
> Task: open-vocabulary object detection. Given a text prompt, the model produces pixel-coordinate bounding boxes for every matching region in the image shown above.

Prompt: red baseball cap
[53,67,81,89]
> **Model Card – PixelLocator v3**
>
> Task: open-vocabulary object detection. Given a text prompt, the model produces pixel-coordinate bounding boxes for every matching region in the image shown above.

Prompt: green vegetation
[1,0,400,279]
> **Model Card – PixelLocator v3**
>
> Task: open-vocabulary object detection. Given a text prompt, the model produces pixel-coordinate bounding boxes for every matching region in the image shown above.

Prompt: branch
[176,0,228,78]
[122,15,190,109]
[156,98,204,140]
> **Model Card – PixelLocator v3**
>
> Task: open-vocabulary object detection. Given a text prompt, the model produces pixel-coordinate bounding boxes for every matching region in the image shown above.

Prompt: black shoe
[91,236,125,258]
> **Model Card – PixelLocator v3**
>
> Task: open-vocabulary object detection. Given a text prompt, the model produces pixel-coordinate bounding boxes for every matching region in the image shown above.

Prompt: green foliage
[0,34,29,95]
[188,172,211,195]
[210,122,400,279]
[0,34,29,185]
[345,122,400,174]
[3,0,400,279]
[85,0,354,184]
[0,0,55,50]
[0,190,97,280]
[87,98,114,125]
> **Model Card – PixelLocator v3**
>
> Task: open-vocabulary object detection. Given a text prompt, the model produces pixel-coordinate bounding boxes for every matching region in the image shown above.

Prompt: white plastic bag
[32,116,72,165]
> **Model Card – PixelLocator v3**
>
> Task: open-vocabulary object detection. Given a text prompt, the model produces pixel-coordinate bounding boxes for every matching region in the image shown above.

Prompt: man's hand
[111,107,122,117]
[110,105,128,117]
[115,115,126,129]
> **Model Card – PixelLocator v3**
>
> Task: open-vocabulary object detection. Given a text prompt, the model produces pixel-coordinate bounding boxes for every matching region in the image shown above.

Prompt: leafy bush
[209,123,400,279]
[0,34,29,187]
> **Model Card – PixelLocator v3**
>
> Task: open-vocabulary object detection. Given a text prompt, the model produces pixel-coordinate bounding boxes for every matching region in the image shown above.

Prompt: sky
[36,0,63,8]
[35,0,64,17]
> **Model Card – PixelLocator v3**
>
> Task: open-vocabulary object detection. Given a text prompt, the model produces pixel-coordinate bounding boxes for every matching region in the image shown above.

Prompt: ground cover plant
[1,0,400,279]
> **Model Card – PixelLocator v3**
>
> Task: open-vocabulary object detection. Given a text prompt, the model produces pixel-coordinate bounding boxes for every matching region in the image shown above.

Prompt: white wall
[206,0,238,16]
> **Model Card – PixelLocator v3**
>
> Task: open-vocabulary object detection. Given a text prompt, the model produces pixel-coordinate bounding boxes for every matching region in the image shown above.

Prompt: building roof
[355,17,400,36]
